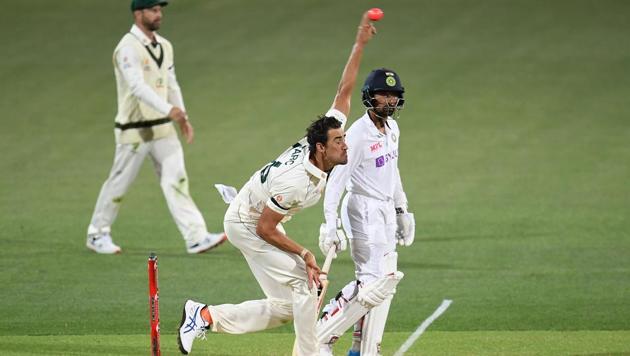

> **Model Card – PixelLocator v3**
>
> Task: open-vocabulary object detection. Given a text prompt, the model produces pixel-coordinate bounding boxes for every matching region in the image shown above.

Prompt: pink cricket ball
[368,8,384,21]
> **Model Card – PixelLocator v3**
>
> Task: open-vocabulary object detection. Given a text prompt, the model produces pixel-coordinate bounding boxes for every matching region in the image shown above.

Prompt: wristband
[299,248,309,259]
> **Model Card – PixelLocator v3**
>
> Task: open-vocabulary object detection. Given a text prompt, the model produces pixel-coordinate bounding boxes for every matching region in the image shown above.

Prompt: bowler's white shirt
[234,109,347,225]
[324,112,407,228]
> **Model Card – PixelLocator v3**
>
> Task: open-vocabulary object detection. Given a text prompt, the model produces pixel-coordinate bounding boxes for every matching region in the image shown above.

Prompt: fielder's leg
[87,142,149,253]
[150,137,224,253]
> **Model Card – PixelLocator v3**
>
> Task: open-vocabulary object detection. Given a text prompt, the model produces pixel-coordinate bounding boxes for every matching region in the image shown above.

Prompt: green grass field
[1,0,629,354]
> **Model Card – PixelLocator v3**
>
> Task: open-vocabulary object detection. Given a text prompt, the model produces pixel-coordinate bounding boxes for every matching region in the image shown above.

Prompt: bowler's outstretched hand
[356,11,377,46]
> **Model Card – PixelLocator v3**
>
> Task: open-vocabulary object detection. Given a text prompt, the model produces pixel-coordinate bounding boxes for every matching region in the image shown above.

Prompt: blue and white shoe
[177,300,209,354]
[347,350,360,356]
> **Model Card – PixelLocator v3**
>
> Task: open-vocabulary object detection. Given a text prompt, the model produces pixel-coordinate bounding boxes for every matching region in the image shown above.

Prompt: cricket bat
[316,246,337,312]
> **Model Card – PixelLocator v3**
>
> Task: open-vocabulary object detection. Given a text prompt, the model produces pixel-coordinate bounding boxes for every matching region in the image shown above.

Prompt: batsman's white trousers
[88,135,208,243]
[341,193,398,283]
[208,202,318,356]
[341,193,399,355]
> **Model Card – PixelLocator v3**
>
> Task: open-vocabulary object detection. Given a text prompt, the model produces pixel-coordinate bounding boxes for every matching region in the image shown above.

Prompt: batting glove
[395,207,415,247]
[318,218,347,258]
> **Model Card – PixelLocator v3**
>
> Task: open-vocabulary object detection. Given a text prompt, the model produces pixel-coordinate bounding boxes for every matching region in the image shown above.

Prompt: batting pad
[316,271,404,345]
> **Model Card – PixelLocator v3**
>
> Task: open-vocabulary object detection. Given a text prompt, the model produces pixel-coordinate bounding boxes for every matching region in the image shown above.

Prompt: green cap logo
[386,76,397,87]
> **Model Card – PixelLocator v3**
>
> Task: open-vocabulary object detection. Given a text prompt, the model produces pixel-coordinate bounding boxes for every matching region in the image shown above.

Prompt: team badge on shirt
[122,56,132,69]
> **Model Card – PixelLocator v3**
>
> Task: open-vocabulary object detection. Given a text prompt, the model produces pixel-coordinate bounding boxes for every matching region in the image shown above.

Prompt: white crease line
[393,299,453,356]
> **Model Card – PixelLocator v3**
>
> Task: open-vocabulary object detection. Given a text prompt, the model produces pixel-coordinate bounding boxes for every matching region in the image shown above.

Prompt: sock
[200,306,213,327]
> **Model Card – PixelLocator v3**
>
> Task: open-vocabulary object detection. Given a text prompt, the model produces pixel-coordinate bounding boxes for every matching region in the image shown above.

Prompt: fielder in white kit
[86,0,226,254]
[177,12,403,356]
[317,68,415,356]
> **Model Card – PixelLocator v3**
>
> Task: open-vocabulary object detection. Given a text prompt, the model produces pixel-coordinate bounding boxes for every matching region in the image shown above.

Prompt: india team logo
[386,75,396,87]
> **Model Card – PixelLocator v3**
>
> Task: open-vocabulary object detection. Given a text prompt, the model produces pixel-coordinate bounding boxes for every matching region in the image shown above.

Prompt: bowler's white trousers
[88,135,208,243]
[209,200,319,356]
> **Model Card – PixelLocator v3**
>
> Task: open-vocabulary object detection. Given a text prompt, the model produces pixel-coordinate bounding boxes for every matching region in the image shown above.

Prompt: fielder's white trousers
[208,201,319,356]
[88,135,208,243]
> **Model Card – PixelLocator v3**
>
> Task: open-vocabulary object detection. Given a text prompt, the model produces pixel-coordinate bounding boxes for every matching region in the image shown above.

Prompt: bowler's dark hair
[306,115,342,156]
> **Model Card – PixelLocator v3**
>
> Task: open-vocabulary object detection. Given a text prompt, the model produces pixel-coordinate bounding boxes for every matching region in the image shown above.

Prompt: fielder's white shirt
[324,111,407,229]
[115,24,184,117]
[234,109,347,225]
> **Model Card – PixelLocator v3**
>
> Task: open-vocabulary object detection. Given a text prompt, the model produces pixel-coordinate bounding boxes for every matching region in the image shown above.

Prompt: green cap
[131,0,168,11]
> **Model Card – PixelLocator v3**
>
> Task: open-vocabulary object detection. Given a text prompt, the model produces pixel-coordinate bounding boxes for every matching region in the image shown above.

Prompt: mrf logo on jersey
[370,142,383,152]
[375,149,398,168]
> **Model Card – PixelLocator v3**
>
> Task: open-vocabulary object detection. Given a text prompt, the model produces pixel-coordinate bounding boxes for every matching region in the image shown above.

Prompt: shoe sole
[85,244,121,254]
[177,300,189,354]
[191,234,228,254]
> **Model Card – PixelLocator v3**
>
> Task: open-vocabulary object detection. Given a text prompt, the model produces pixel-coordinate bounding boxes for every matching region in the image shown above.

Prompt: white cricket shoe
[177,299,209,354]
[86,233,121,254]
[186,233,227,254]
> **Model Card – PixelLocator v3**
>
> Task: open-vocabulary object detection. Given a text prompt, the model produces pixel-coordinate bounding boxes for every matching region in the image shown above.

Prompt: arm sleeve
[167,64,186,111]
[393,124,408,208]
[115,45,173,116]
[393,166,408,209]
[266,182,303,216]
[323,128,363,230]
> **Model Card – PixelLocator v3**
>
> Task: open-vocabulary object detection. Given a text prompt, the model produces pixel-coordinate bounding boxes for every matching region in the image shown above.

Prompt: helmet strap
[368,109,388,129]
